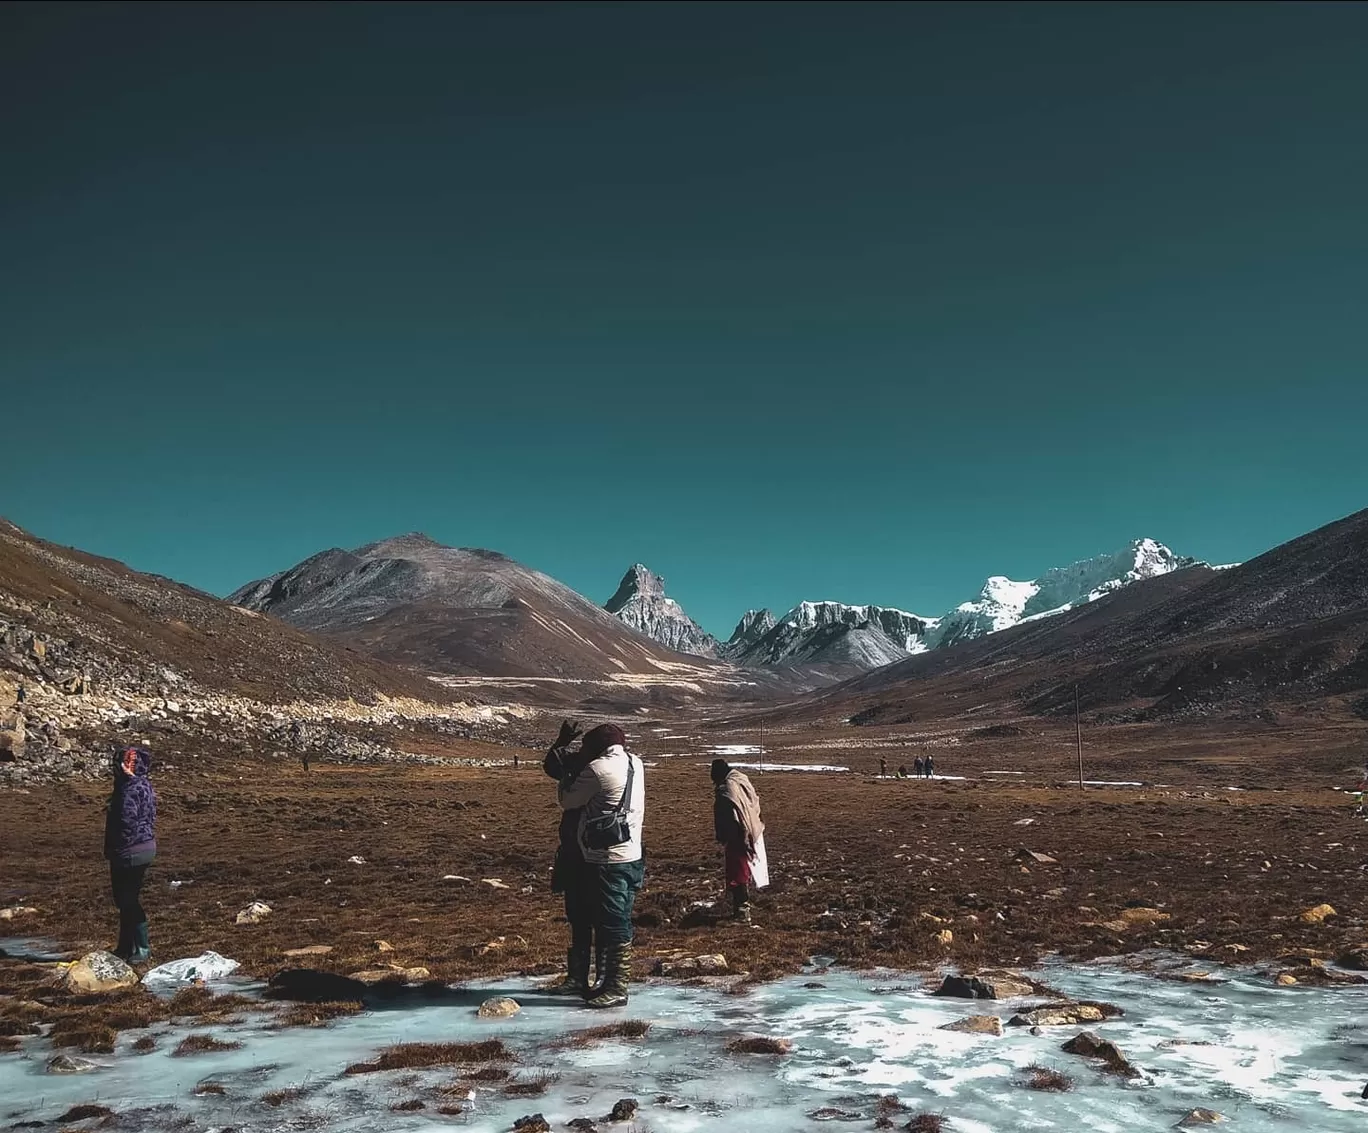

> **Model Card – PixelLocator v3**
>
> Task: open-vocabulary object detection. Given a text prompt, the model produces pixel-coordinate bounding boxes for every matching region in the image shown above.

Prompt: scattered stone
[1100,907,1170,932]
[477,997,521,1019]
[350,966,430,984]
[47,1054,101,1073]
[939,1014,1003,1036]
[282,945,334,958]
[1061,1030,1141,1078]
[604,1098,638,1122]
[64,950,138,994]
[1017,849,1058,865]
[1176,1109,1226,1127]
[1299,903,1337,925]
[347,855,366,865]
[482,878,512,890]
[567,1120,598,1132]
[727,1035,793,1055]
[807,1107,864,1121]
[1009,1004,1111,1028]
[653,953,728,977]
[1338,948,1368,970]
[933,973,1033,1000]
[375,940,395,953]
[513,1116,550,1133]
[1276,973,1299,987]
[0,906,38,920]
[235,901,272,925]
[934,929,954,947]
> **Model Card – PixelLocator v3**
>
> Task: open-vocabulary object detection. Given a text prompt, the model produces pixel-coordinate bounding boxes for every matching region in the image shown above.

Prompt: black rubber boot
[585,942,631,1009]
[128,922,151,965]
[731,885,753,924]
[546,947,591,996]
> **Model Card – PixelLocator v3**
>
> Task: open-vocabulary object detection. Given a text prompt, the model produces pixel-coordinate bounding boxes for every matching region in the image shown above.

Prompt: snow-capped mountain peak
[927,539,1197,648]
[604,564,719,658]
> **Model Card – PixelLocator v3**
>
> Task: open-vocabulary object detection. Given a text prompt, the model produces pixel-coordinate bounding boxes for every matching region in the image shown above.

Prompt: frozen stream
[5,956,1368,1131]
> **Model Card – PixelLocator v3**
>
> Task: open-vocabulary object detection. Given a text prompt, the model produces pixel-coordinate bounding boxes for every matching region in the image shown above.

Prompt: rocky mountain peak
[604,564,718,659]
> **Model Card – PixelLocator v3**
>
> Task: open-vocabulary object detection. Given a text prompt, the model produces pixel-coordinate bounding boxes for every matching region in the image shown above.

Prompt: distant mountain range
[607,539,1201,669]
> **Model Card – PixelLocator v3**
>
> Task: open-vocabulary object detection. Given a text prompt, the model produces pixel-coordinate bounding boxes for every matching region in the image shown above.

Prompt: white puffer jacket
[558,744,645,864]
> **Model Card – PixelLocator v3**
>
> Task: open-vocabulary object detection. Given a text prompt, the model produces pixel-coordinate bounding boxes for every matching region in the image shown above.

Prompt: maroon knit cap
[581,723,626,757]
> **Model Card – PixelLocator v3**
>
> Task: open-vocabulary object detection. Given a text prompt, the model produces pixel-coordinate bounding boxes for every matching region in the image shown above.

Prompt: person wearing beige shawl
[711,759,768,923]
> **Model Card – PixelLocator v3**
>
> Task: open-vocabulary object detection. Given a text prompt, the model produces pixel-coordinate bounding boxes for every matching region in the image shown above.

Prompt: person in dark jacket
[543,719,593,996]
[104,745,157,963]
[712,759,766,924]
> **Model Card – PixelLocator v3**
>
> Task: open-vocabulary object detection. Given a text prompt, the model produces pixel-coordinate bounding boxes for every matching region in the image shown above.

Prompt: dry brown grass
[57,1105,114,1122]
[503,1071,560,1098]
[548,1019,651,1050]
[906,1115,945,1133]
[463,1065,512,1082]
[274,1000,365,1028]
[1020,1065,1074,1092]
[262,1087,309,1107]
[391,1099,425,1112]
[437,1105,465,1117]
[132,1035,158,1053]
[343,1040,513,1075]
[726,1035,793,1055]
[172,1034,242,1057]
[192,1082,226,1096]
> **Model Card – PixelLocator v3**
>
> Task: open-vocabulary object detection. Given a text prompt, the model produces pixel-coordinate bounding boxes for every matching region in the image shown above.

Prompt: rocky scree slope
[0,521,502,785]
[604,564,719,658]
[232,535,710,679]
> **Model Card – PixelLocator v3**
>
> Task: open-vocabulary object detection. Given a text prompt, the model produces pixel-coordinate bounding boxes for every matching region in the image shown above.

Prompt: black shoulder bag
[583,752,636,852]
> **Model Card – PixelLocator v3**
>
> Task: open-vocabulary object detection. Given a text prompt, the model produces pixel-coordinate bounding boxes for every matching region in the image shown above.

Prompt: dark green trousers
[590,857,645,947]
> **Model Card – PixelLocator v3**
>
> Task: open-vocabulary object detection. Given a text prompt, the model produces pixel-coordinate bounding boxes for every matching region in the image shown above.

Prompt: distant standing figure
[879,757,887,778]
[712,759,768,924]
[104,746,157,963]
[301,753,310,772]
[16,684,26,704]
[897,764,909,778]
[925,754,935,779]
[913,756,924,779]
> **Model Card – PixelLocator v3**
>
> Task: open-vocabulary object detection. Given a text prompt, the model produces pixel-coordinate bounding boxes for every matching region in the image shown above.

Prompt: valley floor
[4,717,1368,987]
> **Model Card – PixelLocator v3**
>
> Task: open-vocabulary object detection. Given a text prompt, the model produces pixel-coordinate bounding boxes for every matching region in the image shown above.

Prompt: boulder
[1101,907,1170,932]
[939,1014,1003,1036]
[282,945,334,958]
[235,901,272,925]
[1176,1110,1226,1127]
[63,951,138,994]
[934,929,954,947]
[350,967,430,984]
[46,1054,101,1074]
[0,906,38,921]
[477,996,521,1019]
[1061,1030,1140,1078]
[512,1116,550,1133]
[1299,903,1337,925]
[1276,973,1299,987]
[604,1098,639,1122]
[1016,849,1058,865]
[1009,1004,1108,1028]
[654,953,728,977]
[933,973,1033,1000]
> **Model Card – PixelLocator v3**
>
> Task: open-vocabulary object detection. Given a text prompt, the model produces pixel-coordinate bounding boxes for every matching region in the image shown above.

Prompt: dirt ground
[5,717,1368,1003]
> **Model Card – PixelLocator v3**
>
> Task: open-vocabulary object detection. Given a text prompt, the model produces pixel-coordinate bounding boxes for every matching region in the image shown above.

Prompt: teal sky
[3,3,1367,638]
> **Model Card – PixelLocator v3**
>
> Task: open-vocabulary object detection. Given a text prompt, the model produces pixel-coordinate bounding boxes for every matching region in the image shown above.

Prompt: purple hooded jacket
[104,746,157,865]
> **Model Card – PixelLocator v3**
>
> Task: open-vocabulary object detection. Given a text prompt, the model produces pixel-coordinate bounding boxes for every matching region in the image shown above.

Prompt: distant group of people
[879,754,936,779]
[542,719,766,1008]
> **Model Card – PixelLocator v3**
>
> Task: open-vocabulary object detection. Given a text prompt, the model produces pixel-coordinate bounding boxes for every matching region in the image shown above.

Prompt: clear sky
[3,3,1366,638]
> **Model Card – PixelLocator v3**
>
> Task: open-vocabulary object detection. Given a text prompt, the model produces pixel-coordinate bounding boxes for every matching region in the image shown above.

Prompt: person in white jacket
[558,723,645,1008]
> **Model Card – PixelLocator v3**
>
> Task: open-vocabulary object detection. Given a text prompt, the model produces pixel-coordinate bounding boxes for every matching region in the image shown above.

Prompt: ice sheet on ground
[5,960,1368,1131]
[141,951,241,989]
[708,744,764,756]
[724,762,851,773]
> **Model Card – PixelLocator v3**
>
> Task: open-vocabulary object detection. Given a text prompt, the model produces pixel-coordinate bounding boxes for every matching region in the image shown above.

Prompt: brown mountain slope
[230,533,723,680]
[0,519,453,706]
[767,507,1368,728]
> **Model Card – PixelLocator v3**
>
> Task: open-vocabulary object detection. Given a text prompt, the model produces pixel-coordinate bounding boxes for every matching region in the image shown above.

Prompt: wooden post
[1075,684,1084,790]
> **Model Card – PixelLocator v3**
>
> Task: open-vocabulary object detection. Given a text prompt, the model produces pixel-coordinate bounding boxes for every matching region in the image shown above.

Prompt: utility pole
[1075,684,1084,790]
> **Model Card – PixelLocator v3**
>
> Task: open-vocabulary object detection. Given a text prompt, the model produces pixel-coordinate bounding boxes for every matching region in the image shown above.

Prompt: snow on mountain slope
[721,610,778,659]
[604,564,719,658]
[730,601,937,668]
[927,539,1197,649]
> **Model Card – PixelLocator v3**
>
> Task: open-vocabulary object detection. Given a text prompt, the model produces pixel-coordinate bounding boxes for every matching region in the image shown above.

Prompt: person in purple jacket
[104,745,157,963]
